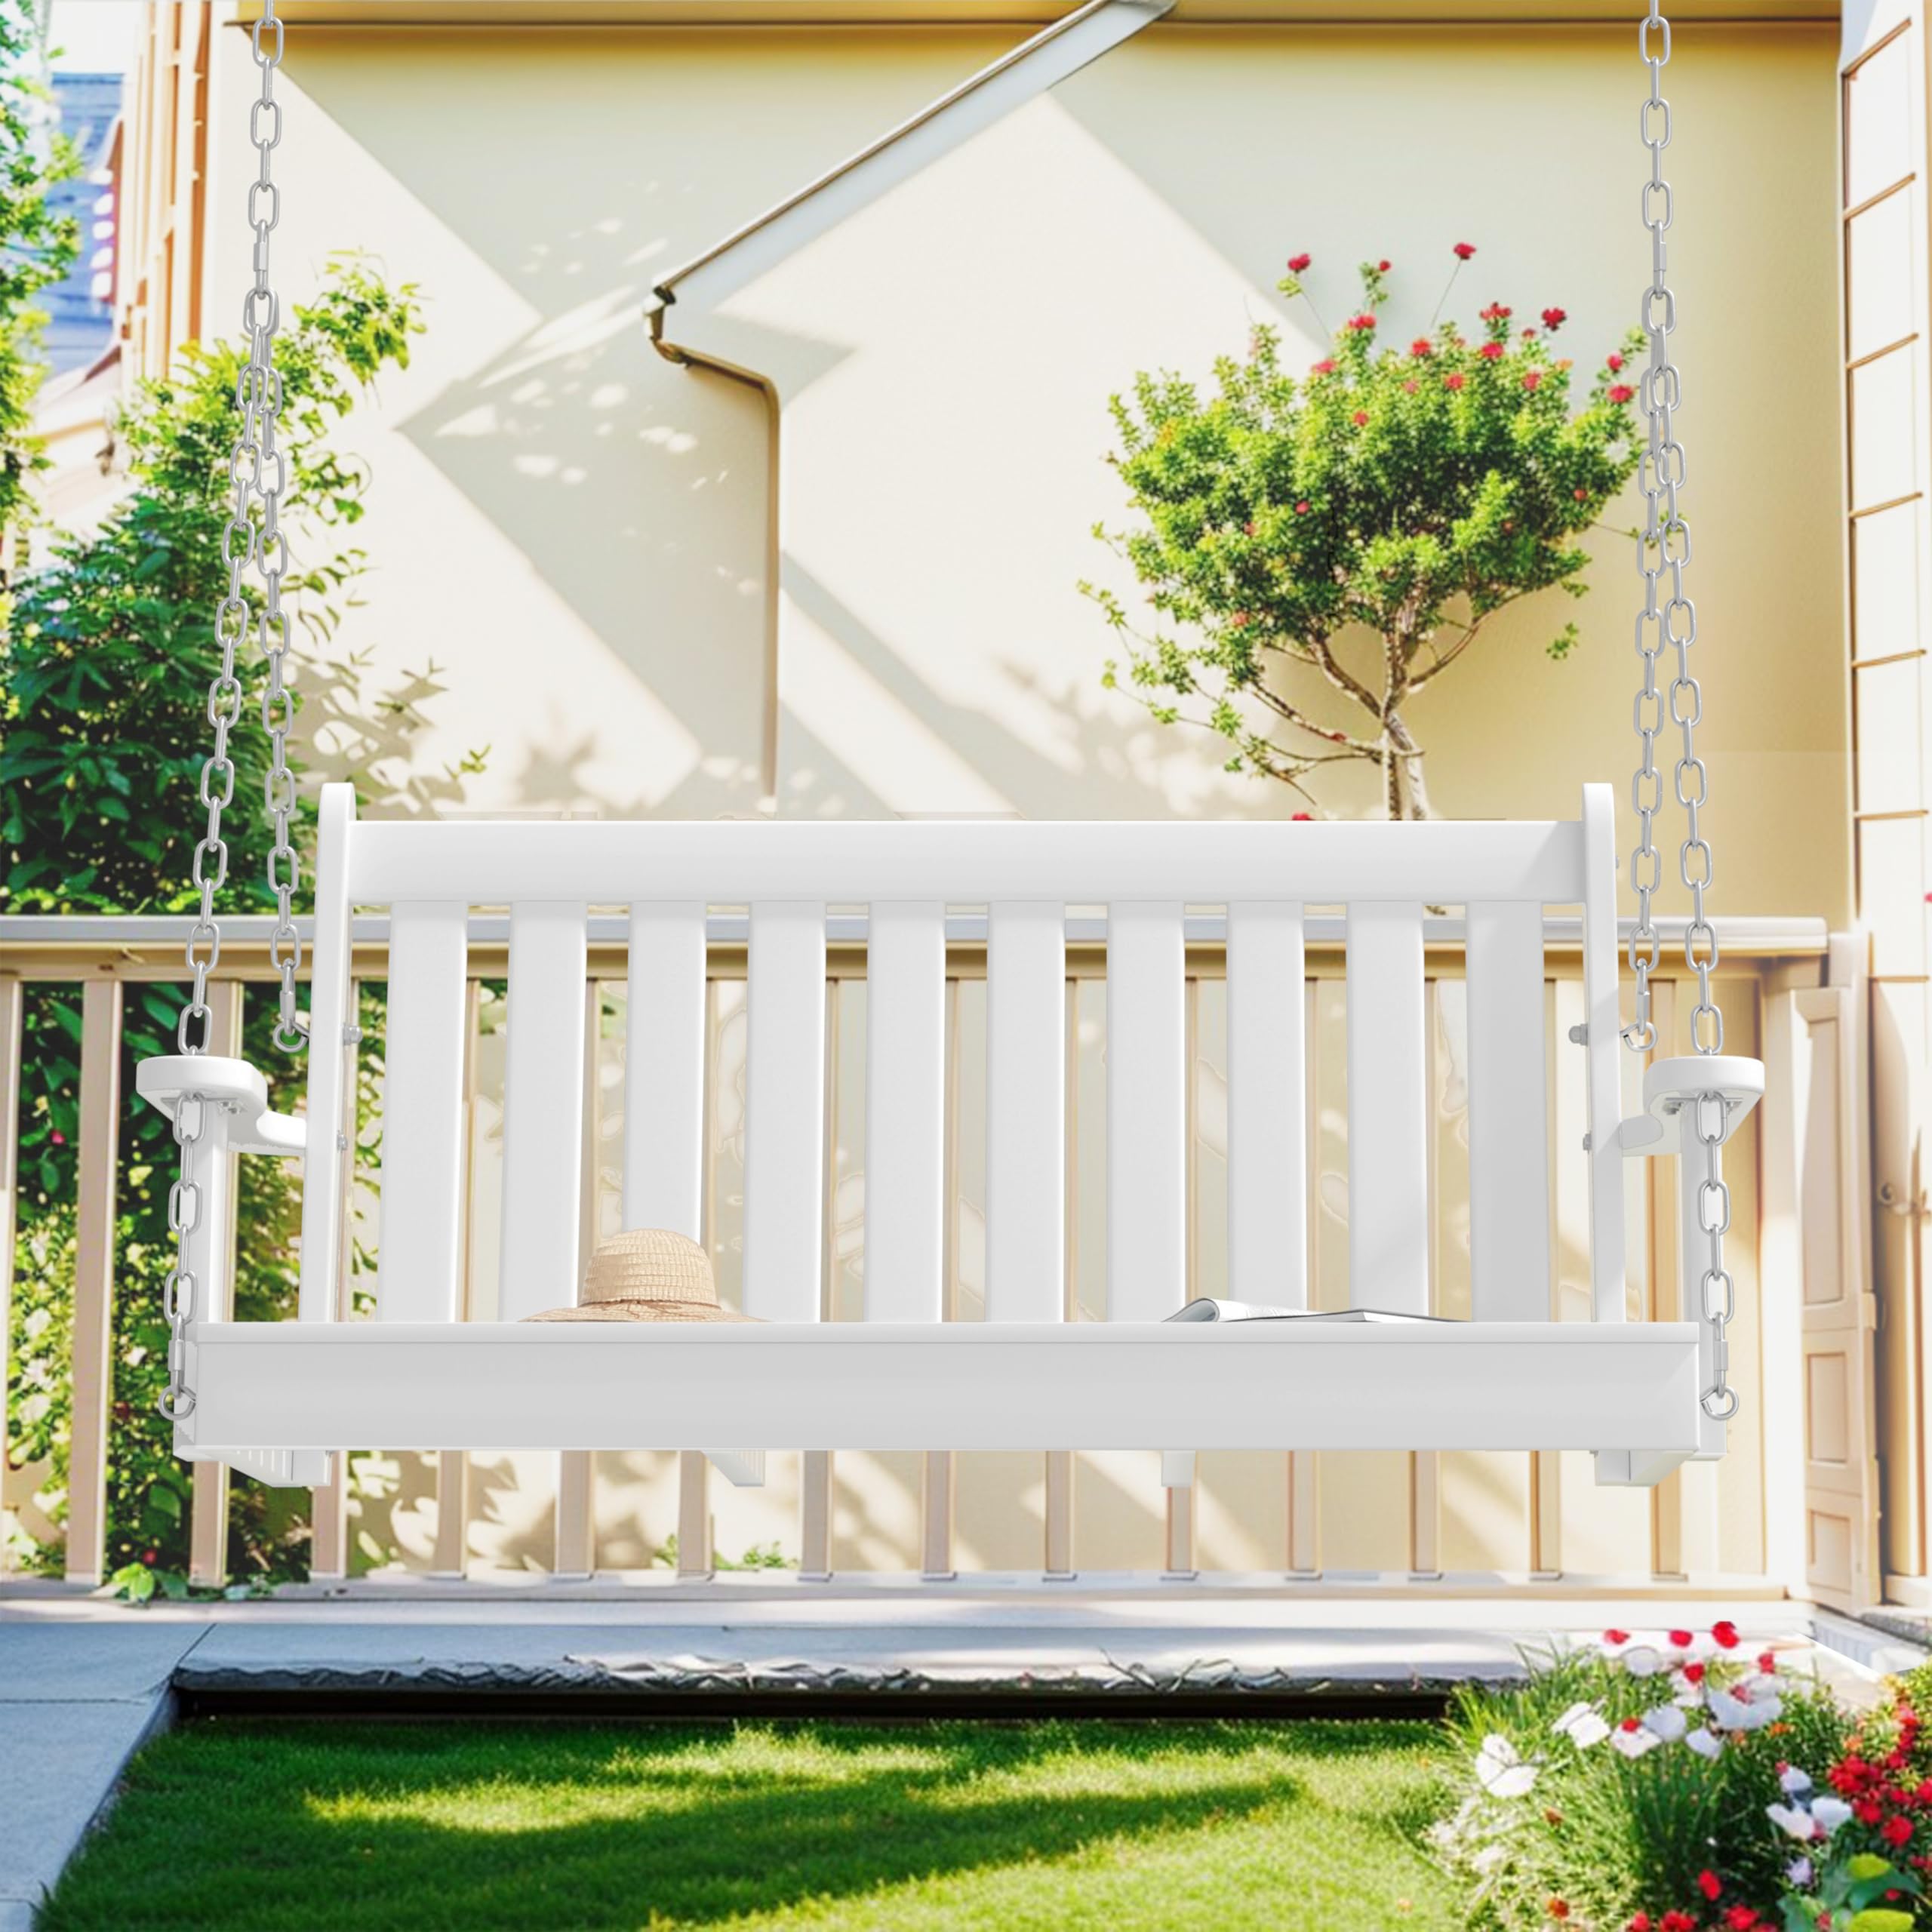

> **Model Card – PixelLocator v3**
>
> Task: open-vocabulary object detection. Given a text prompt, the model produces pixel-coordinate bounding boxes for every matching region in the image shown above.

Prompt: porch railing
[0,910,1836,1592]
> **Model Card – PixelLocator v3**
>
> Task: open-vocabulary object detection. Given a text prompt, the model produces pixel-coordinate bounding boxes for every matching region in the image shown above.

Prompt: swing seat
[140,781,1757,1492]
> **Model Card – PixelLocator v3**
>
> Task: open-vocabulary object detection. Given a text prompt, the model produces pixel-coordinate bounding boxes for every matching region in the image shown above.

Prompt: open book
[1164,1298,1443,1324]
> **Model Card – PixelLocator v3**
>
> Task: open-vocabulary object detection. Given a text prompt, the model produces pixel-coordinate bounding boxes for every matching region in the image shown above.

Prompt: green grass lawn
[43,1717,1459,1930]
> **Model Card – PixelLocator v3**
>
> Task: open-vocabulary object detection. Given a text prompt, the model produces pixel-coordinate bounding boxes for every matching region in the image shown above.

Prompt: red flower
[1454,242,1477,260]
[49,1129,65,1146]
[1699,1872,1723,1902]
[1377,259,1392,272]
[1351,410,1369,426]
[1604,1629,1632,1646]
[1522,371,1543,392]
[1669,1630,1695,1650]
[1626,1918,1653,1932]
[1548,1903,1571,1921]
[1661,1916,1696,1932]
[1403,380,1419,393]
[1606,351,1626,372]
[1294,500,1311,515]
[1522,328,1539,340]
[1621,1717,1642,1733]
[1480,302,1512,322]
[1444,373,1466,390]
[141,1547,158,1564]
[1758,1651,1778,1675]
[1347,312,1377,331]
[1711,1621,1740,1650]
[1411,338,1433,356]
[1310,358,1337,377]
[1230,611,1252,629]
[1542,307,1567,331]
[1724,1909,1760,1930]
[1857,1797,1885,1826]
[1884,1814,1914,1847]
[1609,383,1636,404]
[1683,1661,1706,1684]
[1287,252,1312,273]
[1291,812,1314,822]
[1478,342,1505,361]
[1573,487,1589,501]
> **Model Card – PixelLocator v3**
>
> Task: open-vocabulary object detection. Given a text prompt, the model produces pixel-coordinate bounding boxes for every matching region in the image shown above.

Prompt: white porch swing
[132,0,1761,1497]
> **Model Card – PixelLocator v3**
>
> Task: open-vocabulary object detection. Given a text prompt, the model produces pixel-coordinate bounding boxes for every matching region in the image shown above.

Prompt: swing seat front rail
[173,1318,1705,1467]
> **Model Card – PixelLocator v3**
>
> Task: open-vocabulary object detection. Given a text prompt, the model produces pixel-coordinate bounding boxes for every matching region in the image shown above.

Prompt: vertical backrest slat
[1580,783,1629,1322]
[498,902,589,1320]
[743,902,826,1321]
[864,903,946,1321]
[1106,903,1187,1320]
[1346,900,1429,1314]
[1466,900,1552,1321]
[1227,901,1307,1309]
[623,903,707,1241]
[298,783,355,1324]
[985,903,1064,1320]
[377,902,469,1321]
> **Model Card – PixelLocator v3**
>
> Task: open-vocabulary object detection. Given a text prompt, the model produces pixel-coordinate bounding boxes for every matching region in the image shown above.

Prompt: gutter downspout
[648,297,783,807]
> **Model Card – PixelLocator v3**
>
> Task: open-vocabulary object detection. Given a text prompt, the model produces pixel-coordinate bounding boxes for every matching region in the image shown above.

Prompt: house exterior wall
[186,16,1851,922]
[76,8,1856,1586]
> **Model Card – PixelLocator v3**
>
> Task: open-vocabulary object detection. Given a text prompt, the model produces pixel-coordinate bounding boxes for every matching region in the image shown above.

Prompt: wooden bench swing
[133,0,1758,1500]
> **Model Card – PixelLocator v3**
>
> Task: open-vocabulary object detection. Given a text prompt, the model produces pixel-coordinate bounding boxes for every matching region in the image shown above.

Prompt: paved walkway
[0,1589,1920,1927]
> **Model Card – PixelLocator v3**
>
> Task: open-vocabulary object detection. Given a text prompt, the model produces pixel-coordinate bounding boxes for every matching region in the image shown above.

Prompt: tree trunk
[1384,709,1432,820]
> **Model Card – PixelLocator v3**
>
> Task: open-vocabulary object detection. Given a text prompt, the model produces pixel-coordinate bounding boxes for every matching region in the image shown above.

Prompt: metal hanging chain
[1625,0,1736,1420]
[162,2,295,1426]
[1693,1091,1738,1421]
[178,0,300,1061]
[158,1093,206,1424]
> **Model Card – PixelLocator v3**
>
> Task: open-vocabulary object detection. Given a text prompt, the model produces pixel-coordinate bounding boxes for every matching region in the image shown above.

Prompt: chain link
[162,2,296,1423]
[1625,1,1736,1421]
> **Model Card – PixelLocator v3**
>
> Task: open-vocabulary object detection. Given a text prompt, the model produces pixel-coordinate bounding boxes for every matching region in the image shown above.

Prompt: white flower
[1685,1727,1724,1760]
[1622,1645,1666,1678]
[1611,1723,1662,1759]
[1553,1702,1611,1749]
[1475,1734,1539,1798]
[1643,1703,1688,1743]
[1780,1767,1814,1796]
[1766,1801,1819,1841]
[1786,1856,1814,1887]
[1810,1795,1853,1835]
[1707,1685,1781,1732]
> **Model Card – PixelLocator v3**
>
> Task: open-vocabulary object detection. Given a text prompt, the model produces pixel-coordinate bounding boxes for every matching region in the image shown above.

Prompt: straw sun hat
[523,1227,758,1324]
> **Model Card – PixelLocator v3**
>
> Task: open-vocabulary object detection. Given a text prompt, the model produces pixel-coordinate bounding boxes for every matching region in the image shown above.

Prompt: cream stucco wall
[218,17,1847,923]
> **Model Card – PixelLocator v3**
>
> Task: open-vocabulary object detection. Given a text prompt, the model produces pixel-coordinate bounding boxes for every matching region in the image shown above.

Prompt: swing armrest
[136,1054,306,1158]
[1615,1054,1764,1156]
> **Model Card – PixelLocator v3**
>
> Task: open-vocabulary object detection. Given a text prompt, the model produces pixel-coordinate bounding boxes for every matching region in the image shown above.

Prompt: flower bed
[1433,1625,1930,1930]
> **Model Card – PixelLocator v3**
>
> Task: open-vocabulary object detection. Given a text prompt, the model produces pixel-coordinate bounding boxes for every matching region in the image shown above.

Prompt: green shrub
[3,258,480,1583]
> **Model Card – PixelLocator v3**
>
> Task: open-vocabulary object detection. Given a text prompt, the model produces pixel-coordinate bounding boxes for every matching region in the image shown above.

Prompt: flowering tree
[1088,245,1646,817]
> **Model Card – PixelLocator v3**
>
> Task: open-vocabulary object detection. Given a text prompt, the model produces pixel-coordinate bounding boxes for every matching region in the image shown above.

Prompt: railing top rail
[0,910,1832,968]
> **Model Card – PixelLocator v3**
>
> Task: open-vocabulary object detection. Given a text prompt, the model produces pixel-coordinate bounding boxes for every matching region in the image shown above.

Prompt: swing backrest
[294,783,1628,1332]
